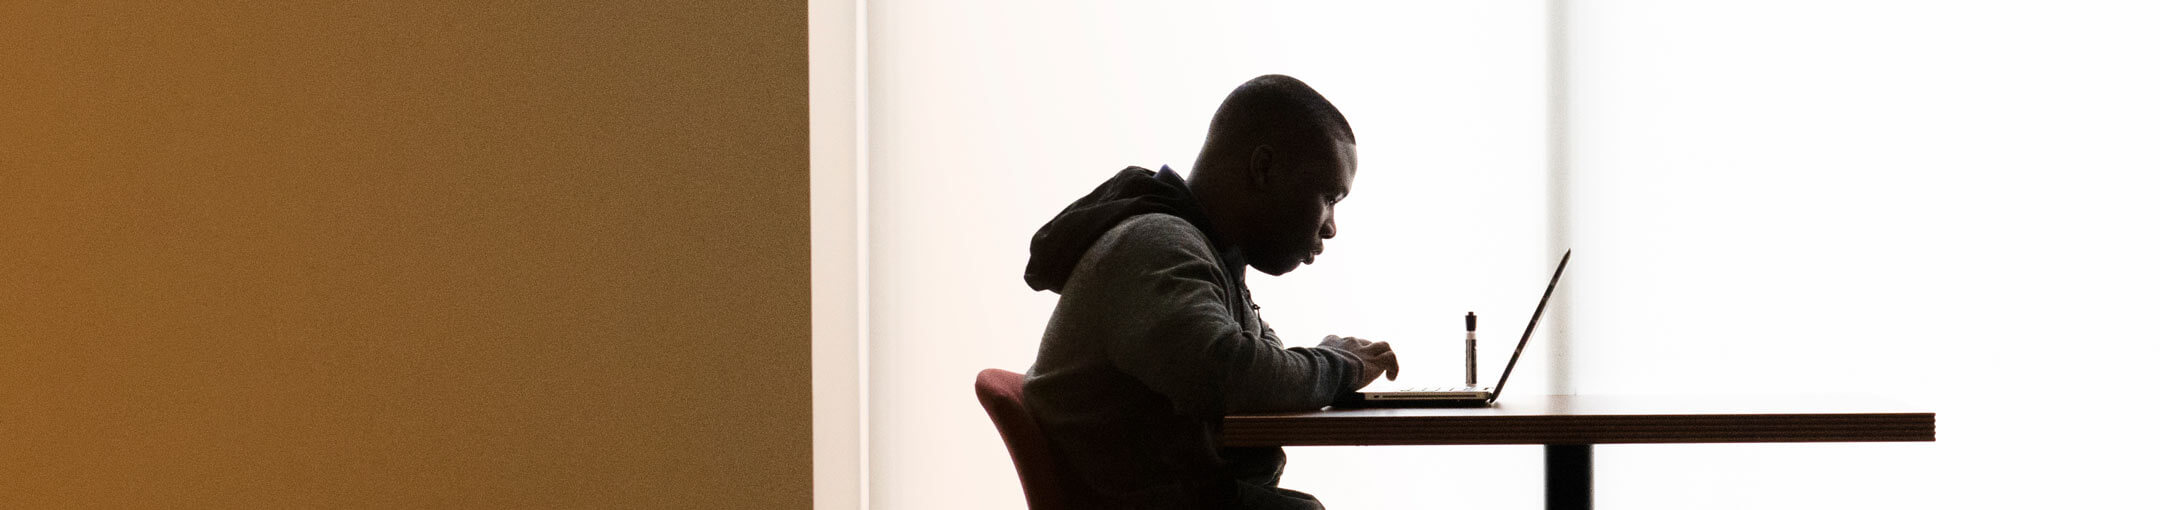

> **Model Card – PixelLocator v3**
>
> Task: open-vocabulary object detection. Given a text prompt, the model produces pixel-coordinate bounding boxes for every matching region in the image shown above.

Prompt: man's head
[1188,75,1358,276]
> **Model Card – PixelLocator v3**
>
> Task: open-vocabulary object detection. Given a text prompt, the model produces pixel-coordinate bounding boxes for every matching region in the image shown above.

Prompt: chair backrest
[974,368,1081,510]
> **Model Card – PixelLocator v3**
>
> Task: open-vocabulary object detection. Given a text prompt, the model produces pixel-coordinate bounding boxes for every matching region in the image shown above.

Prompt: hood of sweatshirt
[1023,166,1219,293]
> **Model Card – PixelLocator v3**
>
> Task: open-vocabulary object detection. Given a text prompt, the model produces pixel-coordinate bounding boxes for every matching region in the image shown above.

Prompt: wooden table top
[1221,394,1935,447]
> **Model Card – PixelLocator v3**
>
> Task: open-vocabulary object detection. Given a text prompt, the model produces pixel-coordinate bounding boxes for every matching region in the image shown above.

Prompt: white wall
[1563,1,2160,508]
[867,2,1551,509]
[864,1,2160,509]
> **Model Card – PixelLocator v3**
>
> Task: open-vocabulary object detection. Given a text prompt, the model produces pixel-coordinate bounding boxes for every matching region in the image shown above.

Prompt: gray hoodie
[1024,171,1364,509]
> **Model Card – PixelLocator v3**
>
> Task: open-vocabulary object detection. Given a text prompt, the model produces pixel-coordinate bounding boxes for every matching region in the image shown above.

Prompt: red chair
[975,368,1084,510]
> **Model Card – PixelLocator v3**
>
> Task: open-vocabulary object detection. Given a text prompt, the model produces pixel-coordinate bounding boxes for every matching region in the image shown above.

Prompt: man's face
[1249,140,1357,276]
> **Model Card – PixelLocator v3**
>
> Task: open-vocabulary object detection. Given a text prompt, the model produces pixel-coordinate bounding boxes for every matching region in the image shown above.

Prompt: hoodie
[1024,166,1217,293]
[1020,166,1363,510]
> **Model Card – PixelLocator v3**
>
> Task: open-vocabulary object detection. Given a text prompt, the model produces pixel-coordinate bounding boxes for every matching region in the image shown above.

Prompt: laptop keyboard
[1391,386,1478,392]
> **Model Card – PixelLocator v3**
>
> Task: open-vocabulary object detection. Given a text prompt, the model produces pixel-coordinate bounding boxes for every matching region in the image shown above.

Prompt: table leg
[1544,444,1591,510]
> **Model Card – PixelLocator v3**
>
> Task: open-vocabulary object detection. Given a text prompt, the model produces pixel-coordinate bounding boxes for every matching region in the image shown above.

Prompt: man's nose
[1319,216,1336,239]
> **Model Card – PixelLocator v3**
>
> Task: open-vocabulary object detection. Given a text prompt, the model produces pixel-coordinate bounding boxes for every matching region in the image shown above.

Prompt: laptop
[1336,249,1570,408]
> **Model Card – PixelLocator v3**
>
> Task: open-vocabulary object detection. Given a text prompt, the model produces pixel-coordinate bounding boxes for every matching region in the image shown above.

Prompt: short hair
[1202,75,1356,162]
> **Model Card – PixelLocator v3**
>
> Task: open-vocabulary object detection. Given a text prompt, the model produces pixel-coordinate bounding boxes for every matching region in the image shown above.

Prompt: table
[1222,395,1934,510]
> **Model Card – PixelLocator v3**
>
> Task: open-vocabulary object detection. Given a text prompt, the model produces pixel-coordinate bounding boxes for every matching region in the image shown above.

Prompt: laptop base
[1333,395,1495,409]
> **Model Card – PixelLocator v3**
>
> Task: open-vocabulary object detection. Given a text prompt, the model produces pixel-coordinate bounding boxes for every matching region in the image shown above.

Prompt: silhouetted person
[1022,75,1398,510]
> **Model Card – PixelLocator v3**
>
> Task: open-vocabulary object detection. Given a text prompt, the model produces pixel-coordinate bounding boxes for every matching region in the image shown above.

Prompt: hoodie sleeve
[1071,215,1363,415]
[1258,321,1368,409]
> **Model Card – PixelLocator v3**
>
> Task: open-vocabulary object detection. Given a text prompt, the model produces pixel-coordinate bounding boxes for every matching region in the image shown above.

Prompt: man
[1021,75,1398,510]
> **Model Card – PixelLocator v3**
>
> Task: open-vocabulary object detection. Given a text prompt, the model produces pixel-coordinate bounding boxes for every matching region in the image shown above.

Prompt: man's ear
[1246,144,1274,189]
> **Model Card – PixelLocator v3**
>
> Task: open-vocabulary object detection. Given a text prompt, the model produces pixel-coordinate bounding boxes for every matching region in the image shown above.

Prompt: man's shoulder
[1056,213,1231,305]
[1094,213,1214,261]
[1104,212,1205,241]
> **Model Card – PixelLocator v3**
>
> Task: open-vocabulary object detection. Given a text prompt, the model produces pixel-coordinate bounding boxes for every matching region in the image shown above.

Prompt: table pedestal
[1544,444,1591,510]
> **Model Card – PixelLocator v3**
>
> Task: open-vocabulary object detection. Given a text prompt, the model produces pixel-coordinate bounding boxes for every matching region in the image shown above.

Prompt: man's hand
[1318,335,1399,389]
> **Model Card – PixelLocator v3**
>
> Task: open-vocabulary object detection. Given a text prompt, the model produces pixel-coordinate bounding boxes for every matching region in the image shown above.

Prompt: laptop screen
[1488,249,1570,401]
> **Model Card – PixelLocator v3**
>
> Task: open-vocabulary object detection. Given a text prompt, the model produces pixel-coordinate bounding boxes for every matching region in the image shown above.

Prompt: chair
[975,368,1083,510]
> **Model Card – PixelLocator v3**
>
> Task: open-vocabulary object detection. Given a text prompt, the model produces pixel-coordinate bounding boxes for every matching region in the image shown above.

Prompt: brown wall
[0,3,808,508]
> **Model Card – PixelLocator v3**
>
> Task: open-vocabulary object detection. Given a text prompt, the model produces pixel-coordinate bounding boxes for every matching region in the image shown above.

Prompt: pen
[1465,312,1477,387]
